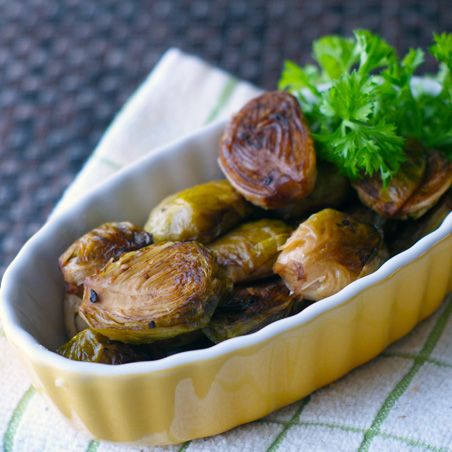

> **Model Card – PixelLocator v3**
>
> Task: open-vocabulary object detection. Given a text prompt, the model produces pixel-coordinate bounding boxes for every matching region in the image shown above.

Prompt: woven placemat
[0,0,449,275]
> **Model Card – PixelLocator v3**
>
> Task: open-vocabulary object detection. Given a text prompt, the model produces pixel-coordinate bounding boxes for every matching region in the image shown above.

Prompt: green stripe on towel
[266,396,311,452]
[85,440,99,452]
[204,78,238,124]
[258,418,445,451]
[95,155,123,170]
[178,440,191,451]
[3,386,35,452]
[378,431,446,452]
[382,350,452,369]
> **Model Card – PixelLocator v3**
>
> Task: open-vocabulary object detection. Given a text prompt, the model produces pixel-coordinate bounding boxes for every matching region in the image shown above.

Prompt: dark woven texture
[0,0,450,276]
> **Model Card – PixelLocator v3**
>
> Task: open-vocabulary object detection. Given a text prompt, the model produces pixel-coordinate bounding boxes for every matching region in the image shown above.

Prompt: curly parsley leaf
[278,60,321,97]
[315,72,405,183]
[378,49,425,139]
[354,29,396,75]
[416,33,452,154]
[312,36,358,80]
[402,48,425,75]
[319,72,375,122]
[430,32,452,69]
[315,121,404,182]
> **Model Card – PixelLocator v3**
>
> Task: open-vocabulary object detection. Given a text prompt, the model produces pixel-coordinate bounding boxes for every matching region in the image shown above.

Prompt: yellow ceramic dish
[1,120,451,446]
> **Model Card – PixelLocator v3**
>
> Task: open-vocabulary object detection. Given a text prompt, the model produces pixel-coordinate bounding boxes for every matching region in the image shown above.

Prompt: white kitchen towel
[1,49,452,452]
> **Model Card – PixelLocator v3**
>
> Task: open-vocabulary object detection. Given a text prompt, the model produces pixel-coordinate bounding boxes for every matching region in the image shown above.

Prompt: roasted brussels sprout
[396,150,452,219]
[345,202,400,243]
[274,209,387,300]
[59,222,152,295]
[208,219,292,283]
[79,241,231,344]
[353,147,426,217]
[203,279,298,343]
[144,180,254,244]
[219,91,317,209]
[391,191,451,254]
[64,293,88,339]
[57,329,148,364]
[274,162,349,219]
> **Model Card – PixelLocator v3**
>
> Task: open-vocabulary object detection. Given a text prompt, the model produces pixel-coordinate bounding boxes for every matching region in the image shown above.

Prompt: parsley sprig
[278,30,452,184]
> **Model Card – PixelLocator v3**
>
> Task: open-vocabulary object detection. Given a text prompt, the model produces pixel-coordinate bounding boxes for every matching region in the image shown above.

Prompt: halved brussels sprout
[219,91,317,209]
[208,219,292,283]
[274,209,387,300]
[59,222,152,295]
[57,329,148,364]
[353,147,426,217]
[203,279,298,343]
[274,162,349,219]
[144,180,254,244]
[79,241,231,344]
[396,150,452,219]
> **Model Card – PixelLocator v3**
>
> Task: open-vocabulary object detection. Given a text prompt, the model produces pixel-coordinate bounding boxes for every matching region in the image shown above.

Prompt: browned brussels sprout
[144,180,254,244]
[352,147,426,217]
[59,222,152,295]
[203,279,298,343]
[57,329,147,364]
[274,162,349,219]
[396,150,452,219]
[274,209,387,301]
[79,241,231,344]
[391,191,451,254]
[208,219,292,283]
[219,91,317,209]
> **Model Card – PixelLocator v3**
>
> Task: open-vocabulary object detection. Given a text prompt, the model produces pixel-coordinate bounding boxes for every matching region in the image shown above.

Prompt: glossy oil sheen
[1,118,451,445]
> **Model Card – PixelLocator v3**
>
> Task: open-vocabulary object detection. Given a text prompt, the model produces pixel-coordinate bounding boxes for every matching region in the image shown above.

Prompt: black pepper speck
[89,289,99,303]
